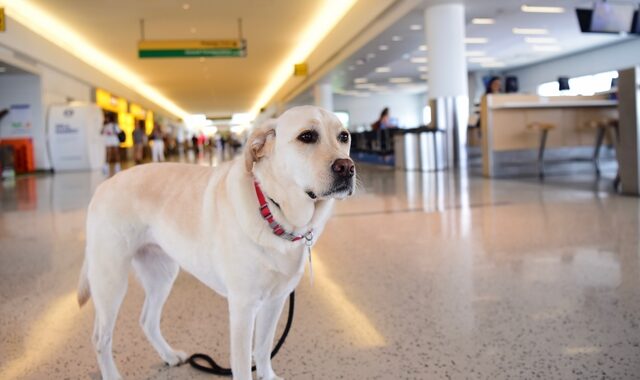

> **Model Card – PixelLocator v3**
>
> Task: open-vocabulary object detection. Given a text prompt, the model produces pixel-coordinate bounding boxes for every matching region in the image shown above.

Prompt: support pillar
[425,3,469,169]
[313,83,334,112]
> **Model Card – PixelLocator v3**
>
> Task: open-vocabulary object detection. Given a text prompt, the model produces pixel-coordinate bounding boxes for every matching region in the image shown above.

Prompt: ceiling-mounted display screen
[591,1,635,33]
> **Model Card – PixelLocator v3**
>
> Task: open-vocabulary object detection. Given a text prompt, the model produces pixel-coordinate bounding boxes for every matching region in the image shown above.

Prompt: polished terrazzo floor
[1,158,639,379]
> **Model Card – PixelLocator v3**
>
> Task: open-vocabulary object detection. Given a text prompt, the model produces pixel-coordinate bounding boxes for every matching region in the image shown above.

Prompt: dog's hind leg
[88,243,131,380]
[132,245,187,366]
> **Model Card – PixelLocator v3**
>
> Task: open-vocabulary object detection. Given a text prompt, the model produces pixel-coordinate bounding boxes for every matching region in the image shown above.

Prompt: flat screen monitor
[590,2,635,33]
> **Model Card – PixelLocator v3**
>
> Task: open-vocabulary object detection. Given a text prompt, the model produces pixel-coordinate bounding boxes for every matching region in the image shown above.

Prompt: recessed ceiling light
[391,35,403,42]
[410,57,428,63]
[525,37,557,44]
[465,37,489,44]
[417,66,428,72]
[521,5,565,14]
[513,28,549,35]
[532,45,562,52]
[375,67,391,73]
[348,65,355,71]
[356,59,365,65]
[481,62,506,68]
[366,53,376,59]
[469,56,496,63]
[389,77,412,83]
[410,24,422,31]
[472,18,495,25]
[354,78,368,84]
[379,45,389,51]
[402,53,411,60]
[465,51,486,57]
[419,45,427,51]
[182,3,190,10]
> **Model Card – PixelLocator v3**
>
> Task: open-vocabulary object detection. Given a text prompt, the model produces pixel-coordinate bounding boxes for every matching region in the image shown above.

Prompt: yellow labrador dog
[77,105,355,380]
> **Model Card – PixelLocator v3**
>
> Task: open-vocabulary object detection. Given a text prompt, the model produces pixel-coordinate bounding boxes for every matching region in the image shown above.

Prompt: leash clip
[303,230,314,247]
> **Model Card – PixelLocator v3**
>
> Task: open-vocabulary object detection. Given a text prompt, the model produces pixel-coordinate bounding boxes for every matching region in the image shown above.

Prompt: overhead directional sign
[138,39,247,58]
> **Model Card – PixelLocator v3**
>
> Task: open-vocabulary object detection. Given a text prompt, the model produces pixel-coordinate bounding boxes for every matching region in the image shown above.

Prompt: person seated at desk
[371,107,392,130]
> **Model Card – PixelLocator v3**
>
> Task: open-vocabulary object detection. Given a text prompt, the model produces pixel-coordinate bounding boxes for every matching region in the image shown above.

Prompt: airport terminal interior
[1,0,640,379]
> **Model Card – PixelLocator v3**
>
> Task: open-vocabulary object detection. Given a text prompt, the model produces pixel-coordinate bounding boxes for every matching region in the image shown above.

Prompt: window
[334,111,349,128]
[537,70,618,96]
[422,105,432,125]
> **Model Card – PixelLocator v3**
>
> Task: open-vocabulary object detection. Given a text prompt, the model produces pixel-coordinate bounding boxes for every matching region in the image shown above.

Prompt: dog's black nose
[332,158,355,178]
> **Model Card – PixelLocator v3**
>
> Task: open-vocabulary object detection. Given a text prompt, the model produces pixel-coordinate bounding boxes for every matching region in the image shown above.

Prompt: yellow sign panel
[294,63,308,76]
[0,8,5,32]
[138,39,242,50]
[95,88,127,113]
[129,103,146,119]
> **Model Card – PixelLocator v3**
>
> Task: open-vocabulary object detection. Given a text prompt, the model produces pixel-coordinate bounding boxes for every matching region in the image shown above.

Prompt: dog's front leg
[229,299,259,380]
[254,295,288,380]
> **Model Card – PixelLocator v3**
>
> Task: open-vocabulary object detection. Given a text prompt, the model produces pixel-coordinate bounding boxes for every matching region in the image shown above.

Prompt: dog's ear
[244,119,276,172]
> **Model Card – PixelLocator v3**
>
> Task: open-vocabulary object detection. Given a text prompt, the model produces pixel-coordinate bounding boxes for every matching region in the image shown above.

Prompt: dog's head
[245,105,355,200]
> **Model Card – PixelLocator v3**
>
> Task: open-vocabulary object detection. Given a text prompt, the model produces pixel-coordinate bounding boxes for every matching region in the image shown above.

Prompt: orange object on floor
[0,138,35,173]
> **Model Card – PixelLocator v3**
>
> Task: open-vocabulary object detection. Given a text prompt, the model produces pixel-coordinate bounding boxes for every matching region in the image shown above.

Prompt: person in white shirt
[101,114,122,174]
[151,124,165,162]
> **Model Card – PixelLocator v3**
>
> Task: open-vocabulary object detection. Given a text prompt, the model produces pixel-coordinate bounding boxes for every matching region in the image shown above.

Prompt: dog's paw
[163,350,188,367]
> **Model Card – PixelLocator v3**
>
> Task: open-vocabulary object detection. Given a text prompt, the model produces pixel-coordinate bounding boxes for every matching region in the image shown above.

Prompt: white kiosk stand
[48,103,105,171]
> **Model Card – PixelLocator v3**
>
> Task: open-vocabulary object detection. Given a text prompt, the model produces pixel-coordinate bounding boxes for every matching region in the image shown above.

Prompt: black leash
[187,292,295,376]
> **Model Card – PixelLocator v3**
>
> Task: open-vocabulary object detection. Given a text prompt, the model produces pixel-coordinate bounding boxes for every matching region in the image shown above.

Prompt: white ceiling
[329,0,633,96]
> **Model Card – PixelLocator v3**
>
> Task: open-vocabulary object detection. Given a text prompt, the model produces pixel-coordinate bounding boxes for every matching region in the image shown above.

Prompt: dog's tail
[77,257,91,307]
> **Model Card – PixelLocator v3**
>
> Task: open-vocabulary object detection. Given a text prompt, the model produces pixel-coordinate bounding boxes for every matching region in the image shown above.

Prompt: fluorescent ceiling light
[366,53,376,59]
[513,28,549,35]
[248,0,357,117]
[356,59,365,65]
[465,51,486,57]
[521,5,565,14]
[481,62,506,68]
[532,45,562,52]
[375,67,391,73]
[417,66,428,72]
[419,45,427,51]
[469,56,496,63]
[354,78,368,84]
[391,35,403,42]
[410,24,422,31]
[389,77,412,83]
[410,57,428,64]
[355,83,376,89]
[465,37,489,44]
[379,45,389,51]
[472,18,495,25]
[525,37,557,44]
[3,1,190,119]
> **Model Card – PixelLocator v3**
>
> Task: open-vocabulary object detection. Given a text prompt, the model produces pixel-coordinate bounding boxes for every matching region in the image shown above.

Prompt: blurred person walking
[151,124,165,162]
[133,121,146,164]
[100,114,122,174]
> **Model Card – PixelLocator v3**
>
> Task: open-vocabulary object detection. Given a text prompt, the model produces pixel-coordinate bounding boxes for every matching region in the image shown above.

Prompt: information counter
[480,94,618,177]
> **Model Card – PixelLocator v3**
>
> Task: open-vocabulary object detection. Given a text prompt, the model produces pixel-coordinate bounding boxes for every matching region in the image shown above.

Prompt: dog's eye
[297,130,319,144]
[338,131,350,144]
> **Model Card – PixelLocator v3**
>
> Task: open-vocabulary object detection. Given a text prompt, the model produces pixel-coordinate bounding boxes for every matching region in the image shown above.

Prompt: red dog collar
[253,179,313,243]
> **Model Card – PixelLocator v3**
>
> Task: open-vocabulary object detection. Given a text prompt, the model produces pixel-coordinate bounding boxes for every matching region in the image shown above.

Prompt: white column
[313,83,334,112]
[425,3,469,169]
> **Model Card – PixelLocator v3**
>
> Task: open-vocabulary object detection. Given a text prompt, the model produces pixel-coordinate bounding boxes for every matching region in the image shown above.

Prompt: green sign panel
[138,48,245,58]
[138,39,247,59]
